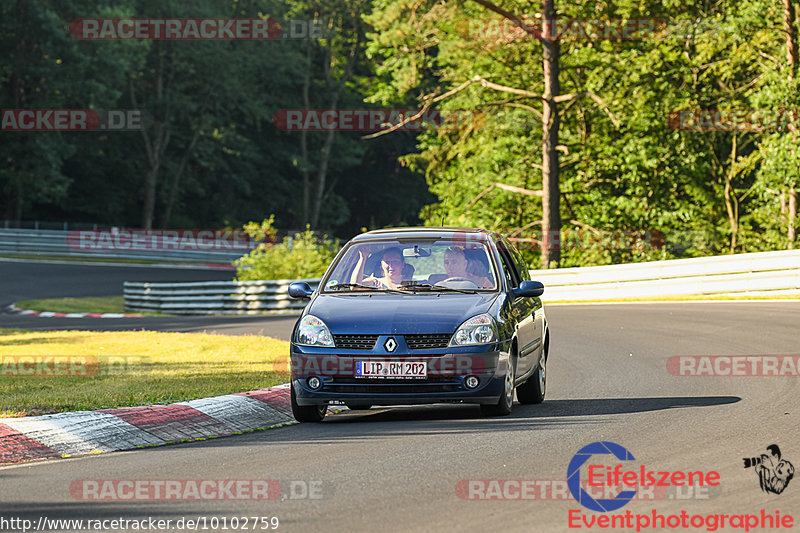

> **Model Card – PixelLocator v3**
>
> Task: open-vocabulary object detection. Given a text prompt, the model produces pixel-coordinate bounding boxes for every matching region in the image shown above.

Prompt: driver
[431,247,492,288]
[443,246,470,278]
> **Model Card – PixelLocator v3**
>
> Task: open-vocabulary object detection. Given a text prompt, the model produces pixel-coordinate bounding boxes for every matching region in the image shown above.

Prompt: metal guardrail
[529,249,800,301]
[122,249,800,315]
[0,228,253,263]
[123,279,321,314]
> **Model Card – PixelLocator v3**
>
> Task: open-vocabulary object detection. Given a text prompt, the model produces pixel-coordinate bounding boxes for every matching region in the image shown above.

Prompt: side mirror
[513,280,544,298]
[288,282,314,299]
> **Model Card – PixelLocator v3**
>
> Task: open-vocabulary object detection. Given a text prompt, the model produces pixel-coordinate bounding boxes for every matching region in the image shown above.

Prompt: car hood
[307,292,500,335]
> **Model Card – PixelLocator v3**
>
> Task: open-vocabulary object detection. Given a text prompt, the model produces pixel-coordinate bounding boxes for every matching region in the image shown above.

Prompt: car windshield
[322,238,498,293]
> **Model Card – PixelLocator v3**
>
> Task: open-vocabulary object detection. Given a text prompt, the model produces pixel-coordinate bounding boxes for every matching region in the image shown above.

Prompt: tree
[0,0,140,222]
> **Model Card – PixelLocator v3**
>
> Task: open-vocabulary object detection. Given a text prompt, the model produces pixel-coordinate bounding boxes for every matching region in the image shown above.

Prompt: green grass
[15,296,131,314]
[0,328,289,416]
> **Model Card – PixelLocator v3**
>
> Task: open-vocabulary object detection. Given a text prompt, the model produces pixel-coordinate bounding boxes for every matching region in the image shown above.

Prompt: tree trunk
[300,39,313,226]
[784,0,798,248]
[723,134,739,253]
[308,21,361,229]
[540,0,561,268]
[310,127,337,228]
[161,126,201,228]
[133,46,171,230]
[790,187,797,249]
[161,88,211,228]
[785,0,797,81]
[141,165,159,230]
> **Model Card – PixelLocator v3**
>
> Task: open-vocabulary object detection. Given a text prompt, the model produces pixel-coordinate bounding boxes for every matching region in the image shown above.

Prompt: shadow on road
[321,395,741,425]
[160,395,740,448]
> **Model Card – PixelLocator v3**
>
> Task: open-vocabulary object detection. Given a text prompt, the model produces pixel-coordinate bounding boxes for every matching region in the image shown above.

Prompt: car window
[507,240,531,282]
[496,248,520,289]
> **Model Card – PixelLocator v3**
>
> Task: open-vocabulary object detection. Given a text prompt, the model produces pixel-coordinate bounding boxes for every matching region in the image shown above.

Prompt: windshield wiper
[327,283,407,295]
[327,283,376,291]
[400,281,478,294]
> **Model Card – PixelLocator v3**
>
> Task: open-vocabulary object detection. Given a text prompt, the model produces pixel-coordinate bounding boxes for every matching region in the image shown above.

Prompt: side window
[508,243,531,282]
[497,249,521,289]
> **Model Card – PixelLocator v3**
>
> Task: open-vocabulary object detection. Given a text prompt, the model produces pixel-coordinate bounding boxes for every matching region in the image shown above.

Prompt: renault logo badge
[384,337,397,352]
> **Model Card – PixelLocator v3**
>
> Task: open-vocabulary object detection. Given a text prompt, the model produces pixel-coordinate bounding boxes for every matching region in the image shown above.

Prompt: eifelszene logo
[567,441,721,512]
[566,441,796,531]
[743,444,794,495]
[567,441,638,512]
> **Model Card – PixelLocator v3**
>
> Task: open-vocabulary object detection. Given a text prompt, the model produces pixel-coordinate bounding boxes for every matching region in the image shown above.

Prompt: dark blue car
[287,227,549,422]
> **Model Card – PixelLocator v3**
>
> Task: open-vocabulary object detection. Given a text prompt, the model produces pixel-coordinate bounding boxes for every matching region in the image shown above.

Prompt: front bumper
[290,344,510,406]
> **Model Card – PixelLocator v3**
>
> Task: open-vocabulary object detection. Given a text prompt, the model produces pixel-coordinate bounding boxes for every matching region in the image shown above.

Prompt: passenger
[351,247,408,289]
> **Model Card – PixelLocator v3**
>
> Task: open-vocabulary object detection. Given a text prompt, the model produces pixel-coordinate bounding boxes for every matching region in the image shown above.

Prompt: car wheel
[345,404,372,411]
[291,382,327,422]
[517,346,546,404]
[481,356,515,416]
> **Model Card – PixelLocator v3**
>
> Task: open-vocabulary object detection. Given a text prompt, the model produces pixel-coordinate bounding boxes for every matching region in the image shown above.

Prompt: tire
[481,356,515,416]
[345,404,372,411]
[517,346,546,404]
[291,382,327,422]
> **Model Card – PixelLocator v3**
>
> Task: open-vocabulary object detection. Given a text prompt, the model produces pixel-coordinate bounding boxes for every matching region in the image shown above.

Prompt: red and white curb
[0,385,342,465]
[4,304,144,319]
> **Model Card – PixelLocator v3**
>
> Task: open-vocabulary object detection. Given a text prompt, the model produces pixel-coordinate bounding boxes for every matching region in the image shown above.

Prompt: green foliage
[235,218,340,280]
[366,0,800,265]
[0,0,429,236]
[4,0,800,264]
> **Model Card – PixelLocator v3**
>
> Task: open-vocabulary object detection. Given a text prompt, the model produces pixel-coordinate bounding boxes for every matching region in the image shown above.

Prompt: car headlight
[295,315,334,347]
[450,314,498,346]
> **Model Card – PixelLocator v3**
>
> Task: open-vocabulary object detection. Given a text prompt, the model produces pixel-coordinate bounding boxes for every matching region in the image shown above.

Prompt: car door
[506,240,544,363]
[495,238,537,379]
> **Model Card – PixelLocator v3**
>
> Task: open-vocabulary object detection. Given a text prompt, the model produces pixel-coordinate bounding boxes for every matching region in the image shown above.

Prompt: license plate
[355,360,427,379]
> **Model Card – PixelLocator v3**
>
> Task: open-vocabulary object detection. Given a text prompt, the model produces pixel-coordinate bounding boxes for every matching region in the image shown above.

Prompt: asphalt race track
[0,259,234,309]
[2,293,800,532]
[1,313,297,339]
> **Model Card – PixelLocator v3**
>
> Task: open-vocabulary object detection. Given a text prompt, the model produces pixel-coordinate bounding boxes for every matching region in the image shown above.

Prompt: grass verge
[0,328,289,417]
[15,296,133,314]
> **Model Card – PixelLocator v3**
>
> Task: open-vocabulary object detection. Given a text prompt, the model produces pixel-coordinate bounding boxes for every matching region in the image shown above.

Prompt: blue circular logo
[567,441,637,512]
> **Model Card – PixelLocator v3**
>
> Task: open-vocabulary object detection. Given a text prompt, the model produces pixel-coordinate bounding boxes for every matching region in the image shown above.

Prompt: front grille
[333,334,378,350]
[326,378,461,394]
[328,385,461,393]
[405,333,452,350]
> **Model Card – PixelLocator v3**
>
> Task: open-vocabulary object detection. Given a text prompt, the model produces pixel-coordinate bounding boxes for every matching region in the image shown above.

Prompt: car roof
[351,226,497,242]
